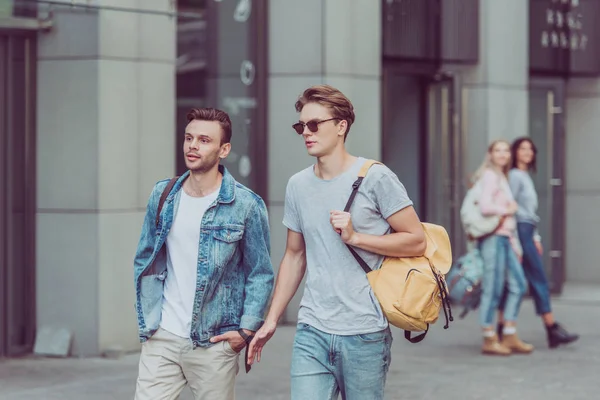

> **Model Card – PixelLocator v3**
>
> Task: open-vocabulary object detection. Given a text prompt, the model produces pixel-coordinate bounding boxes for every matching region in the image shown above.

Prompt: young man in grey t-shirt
[248,85,426,399]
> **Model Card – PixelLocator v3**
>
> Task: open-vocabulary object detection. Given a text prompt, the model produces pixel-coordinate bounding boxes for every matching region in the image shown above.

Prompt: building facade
[0,0,598,357]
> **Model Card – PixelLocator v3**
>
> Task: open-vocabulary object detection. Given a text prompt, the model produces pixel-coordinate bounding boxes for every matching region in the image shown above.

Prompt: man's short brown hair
[186,107,232,145]
[295,85,355,139]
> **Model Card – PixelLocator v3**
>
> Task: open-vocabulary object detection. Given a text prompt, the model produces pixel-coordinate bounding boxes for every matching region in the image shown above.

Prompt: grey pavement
[1,293,599,400]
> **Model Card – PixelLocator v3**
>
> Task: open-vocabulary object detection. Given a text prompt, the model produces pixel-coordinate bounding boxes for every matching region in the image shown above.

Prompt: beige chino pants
[134,328,240,400]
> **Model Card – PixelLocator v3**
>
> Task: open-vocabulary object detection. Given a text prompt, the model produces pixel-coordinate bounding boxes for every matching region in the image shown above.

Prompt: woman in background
[500,137,579,349]
[473,140,532,356]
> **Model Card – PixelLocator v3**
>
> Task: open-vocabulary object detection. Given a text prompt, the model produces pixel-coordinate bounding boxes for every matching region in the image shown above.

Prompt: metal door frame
[0,32,37,358]
[529,77,566,294]
[424,72,467,255]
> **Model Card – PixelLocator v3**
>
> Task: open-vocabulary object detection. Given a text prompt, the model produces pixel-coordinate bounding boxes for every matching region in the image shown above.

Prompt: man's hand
[330,210,356,244]
[247,320,277,365]
[210,329,253,353]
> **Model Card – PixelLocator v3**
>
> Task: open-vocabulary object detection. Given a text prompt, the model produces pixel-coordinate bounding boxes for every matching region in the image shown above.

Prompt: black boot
[496,322,504,341]
[547,323,579,349]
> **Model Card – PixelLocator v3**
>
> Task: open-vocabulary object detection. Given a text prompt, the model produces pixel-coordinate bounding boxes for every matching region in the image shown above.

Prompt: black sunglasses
[292,118,341,135]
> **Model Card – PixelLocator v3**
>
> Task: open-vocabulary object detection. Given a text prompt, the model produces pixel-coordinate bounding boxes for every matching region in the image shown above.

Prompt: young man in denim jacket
[133,108,274,400]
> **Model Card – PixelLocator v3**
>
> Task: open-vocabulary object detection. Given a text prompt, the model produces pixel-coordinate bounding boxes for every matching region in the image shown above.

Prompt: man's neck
[185,167,222,197]
[314,148,357,180]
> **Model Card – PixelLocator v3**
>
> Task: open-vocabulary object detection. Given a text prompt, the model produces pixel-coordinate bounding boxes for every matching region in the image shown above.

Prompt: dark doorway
[0,33,37,357]
[382,69,467,255]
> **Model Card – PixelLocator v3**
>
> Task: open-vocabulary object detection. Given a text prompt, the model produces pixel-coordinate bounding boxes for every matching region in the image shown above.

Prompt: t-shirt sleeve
[282,179,302,233]
[369,166,414,219]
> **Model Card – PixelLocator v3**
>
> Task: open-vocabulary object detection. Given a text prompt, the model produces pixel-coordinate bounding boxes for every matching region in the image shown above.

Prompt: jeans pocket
[357,329,387,343]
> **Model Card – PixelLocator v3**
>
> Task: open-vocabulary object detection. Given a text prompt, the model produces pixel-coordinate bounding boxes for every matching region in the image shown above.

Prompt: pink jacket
[478,169,521,255]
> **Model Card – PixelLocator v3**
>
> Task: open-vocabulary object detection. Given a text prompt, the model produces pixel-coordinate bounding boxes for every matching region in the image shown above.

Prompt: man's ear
[337,120,348,137]
[220,142,232,159]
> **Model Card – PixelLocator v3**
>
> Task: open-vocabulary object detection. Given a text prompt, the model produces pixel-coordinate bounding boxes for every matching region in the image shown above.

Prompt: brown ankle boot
[501,333,534,354]
[482,335,511,356]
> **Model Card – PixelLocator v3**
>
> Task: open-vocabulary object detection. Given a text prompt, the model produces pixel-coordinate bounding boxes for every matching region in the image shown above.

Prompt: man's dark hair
[186,107,232,145]
[511,137,537,173]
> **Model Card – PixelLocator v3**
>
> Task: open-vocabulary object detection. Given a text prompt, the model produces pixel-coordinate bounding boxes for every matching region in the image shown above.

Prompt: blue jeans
[517,222,552,315]
[478,235,527,327]
[290,323,392,400]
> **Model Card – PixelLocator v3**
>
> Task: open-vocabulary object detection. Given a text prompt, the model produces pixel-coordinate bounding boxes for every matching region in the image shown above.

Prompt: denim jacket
[133,166,274,347]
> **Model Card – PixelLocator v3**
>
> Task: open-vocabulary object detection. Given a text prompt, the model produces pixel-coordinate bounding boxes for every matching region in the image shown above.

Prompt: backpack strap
[155,176,179,227]
[405,326,428,343]
[343,160,381,213]
[343,160,382,274]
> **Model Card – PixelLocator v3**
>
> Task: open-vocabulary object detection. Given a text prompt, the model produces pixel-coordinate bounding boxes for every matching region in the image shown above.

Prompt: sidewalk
[0,296,598,399]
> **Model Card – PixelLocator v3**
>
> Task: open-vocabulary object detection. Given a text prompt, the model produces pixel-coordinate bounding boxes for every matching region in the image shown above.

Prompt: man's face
[183,120,230,173]
[298,103,346,158]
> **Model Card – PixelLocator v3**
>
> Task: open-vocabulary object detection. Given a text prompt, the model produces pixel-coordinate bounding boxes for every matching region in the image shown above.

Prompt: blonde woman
[473,140,532,356]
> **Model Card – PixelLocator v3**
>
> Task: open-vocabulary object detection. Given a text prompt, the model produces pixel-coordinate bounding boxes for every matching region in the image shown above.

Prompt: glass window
[176,0,267,198]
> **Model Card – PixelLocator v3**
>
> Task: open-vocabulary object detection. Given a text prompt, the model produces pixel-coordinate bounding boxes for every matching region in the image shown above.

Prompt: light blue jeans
[478,235,527,328]
[290,323,392,400]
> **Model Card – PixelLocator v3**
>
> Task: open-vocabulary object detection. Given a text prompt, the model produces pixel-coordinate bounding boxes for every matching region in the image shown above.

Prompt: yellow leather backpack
[344,160,454,343]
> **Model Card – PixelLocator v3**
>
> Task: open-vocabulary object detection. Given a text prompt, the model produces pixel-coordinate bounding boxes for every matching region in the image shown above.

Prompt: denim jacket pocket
[212,226,244,268]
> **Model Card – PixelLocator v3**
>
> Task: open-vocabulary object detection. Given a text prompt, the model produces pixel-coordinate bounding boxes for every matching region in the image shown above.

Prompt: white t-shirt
[160,187,220,338]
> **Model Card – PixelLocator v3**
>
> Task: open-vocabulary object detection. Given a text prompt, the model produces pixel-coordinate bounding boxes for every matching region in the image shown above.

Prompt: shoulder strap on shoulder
[155,176,179,227]
[343,160,384,274]
[357,159,382,178]
[344,160,382,213]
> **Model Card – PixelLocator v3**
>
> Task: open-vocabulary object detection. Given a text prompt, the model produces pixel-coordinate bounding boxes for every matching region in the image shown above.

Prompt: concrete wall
[565,79,600,283]
[458,0,529,175]
[36,0,175,356]
[268,0,382,323]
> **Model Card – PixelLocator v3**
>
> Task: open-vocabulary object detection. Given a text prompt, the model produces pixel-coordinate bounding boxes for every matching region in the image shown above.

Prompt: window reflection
[176,0,265,195]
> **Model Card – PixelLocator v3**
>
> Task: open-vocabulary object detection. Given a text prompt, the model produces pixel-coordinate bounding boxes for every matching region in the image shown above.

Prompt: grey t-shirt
[283,157,413,335]
[508,168,540,225]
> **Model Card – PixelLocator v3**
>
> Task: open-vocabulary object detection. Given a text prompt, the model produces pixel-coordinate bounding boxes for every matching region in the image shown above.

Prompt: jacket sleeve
[239,197,275,332]
[134,184,161,278]
[478,170,508,216]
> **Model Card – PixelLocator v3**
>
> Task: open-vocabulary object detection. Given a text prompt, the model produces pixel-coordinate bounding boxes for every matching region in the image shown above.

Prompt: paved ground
[1,294,599,400]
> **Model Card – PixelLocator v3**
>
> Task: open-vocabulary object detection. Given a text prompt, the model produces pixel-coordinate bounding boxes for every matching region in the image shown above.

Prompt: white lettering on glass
[560,31,569,48]
[556,11,564,28]
[542,0,588,52]
[547,9,554,25]
[580,34,588,50]
[570,32,579,50]
[551,31,560,47]
[542,31,550,48]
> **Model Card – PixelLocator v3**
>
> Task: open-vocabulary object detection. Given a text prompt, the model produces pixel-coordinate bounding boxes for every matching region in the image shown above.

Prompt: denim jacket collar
[168,165,236,204]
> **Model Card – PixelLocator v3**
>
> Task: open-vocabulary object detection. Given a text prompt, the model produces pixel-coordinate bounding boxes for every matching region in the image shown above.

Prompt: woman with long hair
[473,140,532,356]
[499,137,579,348]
